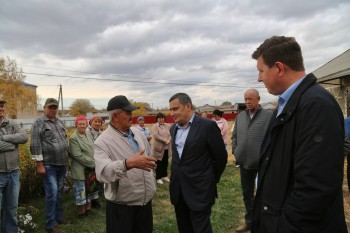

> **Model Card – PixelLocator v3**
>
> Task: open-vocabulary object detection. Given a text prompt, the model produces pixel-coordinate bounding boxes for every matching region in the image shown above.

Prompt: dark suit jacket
[169,114,227,211]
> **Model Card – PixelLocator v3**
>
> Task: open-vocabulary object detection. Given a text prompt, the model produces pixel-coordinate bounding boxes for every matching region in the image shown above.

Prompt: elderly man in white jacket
[94,95,157,233]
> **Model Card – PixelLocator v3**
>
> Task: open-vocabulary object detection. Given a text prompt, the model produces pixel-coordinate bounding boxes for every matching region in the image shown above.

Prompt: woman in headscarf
[88,116,105,141]
[135,116,152,144]
[69,116,100,216]
[88,115,105,208]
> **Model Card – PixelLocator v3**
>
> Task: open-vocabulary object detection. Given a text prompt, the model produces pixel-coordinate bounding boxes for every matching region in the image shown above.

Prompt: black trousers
[240,167,258,227]
[174,191,213,233]
[106,200,153,233]
[156,149,169,180]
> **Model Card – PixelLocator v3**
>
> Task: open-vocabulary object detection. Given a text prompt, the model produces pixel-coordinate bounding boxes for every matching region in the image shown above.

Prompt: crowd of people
[0,35,349,233]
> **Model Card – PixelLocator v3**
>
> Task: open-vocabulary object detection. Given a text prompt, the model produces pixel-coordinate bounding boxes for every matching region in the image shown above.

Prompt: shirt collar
[176,113,195,129]
[42,113,56,122]
[157,122,166,127]
[109,123,130,137]
[279,76,305,104]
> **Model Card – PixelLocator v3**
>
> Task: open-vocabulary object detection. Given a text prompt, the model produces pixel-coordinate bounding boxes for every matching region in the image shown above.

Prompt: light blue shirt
[127,130,139,153]
[277,77,305,117]
[175,113,195,158]
[111,123,139,153]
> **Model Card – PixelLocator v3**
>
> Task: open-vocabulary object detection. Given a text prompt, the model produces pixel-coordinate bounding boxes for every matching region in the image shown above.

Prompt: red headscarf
[89,116,104,126]
[75,115,88,127]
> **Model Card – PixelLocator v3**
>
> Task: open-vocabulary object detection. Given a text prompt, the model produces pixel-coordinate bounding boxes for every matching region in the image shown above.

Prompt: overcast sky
[1,0,350,110]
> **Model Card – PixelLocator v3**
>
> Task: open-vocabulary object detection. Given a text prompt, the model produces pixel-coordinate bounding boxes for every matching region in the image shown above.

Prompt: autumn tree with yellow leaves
[132,101,170,117]
[131,101,151,117]
[69,98,95,116]
[0,57,38,118]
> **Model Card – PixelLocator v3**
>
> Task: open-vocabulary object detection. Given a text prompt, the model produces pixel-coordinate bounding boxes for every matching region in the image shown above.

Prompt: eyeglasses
[48,106,58,110]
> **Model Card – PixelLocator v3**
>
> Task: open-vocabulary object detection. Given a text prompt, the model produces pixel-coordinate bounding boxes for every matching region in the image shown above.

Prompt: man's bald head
[244,88,260,113]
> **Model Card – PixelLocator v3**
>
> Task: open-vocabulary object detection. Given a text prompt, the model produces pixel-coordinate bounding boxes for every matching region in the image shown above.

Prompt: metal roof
[314,49,350,87]
[22,81,38,87]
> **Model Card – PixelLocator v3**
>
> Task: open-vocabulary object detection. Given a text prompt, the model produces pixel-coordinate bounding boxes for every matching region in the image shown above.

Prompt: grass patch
[25,163,244,232]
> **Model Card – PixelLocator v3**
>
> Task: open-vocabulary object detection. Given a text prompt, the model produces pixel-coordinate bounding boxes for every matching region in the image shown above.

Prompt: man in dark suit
[168,93,227,233]
[251,36,347,233]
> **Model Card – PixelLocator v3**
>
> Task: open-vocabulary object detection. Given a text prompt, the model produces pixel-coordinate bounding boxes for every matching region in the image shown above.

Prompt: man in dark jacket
[251,36,347,233]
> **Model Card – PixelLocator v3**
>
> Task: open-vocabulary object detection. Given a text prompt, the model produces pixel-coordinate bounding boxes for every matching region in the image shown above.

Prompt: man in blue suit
[168,93,227,233]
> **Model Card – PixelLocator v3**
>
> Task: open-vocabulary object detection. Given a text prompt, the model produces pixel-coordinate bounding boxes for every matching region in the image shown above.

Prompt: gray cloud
[1,0,349,108]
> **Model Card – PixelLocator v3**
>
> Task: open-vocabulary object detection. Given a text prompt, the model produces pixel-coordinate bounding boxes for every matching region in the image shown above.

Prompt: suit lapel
[257,108,285,190]
[260,109,277,157]
[77,132,93,151]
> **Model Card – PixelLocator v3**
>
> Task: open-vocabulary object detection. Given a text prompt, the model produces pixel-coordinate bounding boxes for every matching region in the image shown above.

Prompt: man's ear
[275,62,285,74]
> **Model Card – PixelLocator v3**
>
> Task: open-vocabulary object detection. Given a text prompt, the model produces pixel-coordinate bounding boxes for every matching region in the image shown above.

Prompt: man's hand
[125,149,157,172]
[36,161,46,175]
[165,139,171,145]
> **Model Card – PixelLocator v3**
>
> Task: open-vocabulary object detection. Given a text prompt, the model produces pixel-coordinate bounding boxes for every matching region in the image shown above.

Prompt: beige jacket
[94,125,155,206]
[151,123,172,160]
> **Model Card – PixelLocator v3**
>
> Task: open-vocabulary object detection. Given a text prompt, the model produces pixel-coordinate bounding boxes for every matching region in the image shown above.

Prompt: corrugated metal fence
[16,113,238,131]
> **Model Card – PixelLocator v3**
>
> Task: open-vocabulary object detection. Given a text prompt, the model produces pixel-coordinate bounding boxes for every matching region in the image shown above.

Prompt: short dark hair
[252,36,305,71]
[155,112,165,122]
[169,93,193,109]
[213,109,223,117]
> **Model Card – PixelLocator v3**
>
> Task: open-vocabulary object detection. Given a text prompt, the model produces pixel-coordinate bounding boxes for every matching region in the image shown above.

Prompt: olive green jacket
[68,130,95,180]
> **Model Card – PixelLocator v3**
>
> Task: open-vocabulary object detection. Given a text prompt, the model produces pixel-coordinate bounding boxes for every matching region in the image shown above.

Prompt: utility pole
[58,84,64,116]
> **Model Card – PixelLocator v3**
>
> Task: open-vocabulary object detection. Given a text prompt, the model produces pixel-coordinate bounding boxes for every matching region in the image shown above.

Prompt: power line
[20,64,260,87]
[23,71,260,88]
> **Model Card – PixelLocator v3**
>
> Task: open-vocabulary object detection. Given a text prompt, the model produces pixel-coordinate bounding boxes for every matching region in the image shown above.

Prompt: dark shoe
[236,224,250,233]
[47,225,62,233]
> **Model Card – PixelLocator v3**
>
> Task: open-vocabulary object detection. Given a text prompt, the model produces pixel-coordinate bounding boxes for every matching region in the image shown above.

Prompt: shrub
[19,144,44,202]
